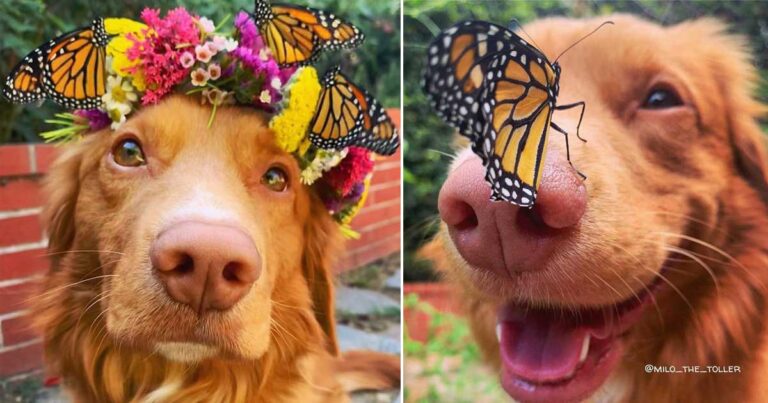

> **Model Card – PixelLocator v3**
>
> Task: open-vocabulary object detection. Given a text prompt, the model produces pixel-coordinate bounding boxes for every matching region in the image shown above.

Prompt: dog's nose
[150,221,261,312]
[438,149,587,275]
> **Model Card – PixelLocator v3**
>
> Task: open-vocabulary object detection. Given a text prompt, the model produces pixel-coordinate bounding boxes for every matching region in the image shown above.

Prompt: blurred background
[403,0,768,281]
[0,0,400,143]
[403,1,768,401]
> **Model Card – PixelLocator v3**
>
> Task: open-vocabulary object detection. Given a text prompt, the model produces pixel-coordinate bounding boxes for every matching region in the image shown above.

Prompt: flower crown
[2,2,399,237]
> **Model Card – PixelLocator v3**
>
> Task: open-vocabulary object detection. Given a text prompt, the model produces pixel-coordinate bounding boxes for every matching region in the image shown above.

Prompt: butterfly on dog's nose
[423,20,611,207]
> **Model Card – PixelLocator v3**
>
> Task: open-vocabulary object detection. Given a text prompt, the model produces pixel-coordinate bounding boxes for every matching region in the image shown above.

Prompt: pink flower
[198,17,215,34]
[207,63,221,80]
[195,44,214,62]
[323,147,374,196]
[180,52,195,68]
[190,67,209,86]
[125,7,201,104]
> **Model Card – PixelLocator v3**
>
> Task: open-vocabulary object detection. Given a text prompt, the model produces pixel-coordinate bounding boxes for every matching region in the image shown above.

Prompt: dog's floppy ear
[302,195,343,355]
[729,109,768,205]
[42,144,85,266]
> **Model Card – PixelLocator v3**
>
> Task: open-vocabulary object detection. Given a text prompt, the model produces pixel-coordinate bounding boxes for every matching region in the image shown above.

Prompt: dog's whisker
[663,245,721,296]
[43,249,126,257]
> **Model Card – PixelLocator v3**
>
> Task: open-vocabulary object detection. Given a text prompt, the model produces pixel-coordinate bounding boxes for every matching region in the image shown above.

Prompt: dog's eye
[261,166,288,192]
[642,87,683,109]
[112,139,146,167]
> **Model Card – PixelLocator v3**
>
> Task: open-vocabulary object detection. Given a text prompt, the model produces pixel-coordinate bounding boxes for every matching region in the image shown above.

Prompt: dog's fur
[35,96,398,402]
[424,15,768,402]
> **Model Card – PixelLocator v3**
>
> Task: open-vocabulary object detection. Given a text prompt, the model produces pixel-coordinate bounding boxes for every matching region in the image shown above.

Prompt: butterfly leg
[555,101,587,143]
[550,121,587,180]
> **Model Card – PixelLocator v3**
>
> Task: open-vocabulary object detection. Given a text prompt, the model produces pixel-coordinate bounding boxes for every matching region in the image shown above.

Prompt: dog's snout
[438,149,587,275]
[151,221,261,313]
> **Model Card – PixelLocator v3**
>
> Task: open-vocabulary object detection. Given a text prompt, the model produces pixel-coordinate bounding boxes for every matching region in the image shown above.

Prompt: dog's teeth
[496,323,501,342]
[579,334,591,364]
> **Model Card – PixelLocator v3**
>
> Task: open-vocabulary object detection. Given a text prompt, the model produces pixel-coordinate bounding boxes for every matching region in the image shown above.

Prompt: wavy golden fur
[424,15,768,402]
[35,96,398,402]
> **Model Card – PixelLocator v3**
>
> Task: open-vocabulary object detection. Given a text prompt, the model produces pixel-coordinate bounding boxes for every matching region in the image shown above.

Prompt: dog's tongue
[499,307,596,382]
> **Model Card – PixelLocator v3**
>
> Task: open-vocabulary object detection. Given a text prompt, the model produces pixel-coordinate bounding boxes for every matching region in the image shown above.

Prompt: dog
[35,95,399,402]
[423,14,768,402]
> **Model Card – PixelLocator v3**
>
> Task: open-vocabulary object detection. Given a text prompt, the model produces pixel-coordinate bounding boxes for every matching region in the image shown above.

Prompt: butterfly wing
[40,19,109,109]
[254,0,364,67]
[310,67,399,155]
[424,20,559,207]
[3,50,45,104]
[309,67,365,149]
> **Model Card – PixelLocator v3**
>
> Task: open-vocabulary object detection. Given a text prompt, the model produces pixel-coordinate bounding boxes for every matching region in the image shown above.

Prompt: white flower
[190,68,210,86]
[101,75,137,129]
[107,107,128,130]
[259,48,271,61]
[198,17,215,34]
[180,52,195,68]
[207,63,221,80]
[259,90,272,104]
[271,77,282,90]
[195,44,214,63]
[300,149,348,184]
[211,36,238,53]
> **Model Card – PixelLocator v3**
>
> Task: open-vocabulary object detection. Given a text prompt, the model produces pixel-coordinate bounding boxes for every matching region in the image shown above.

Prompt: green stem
[207,103,218,128]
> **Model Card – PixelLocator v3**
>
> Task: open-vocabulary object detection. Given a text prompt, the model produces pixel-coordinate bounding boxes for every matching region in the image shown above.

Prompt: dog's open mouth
[496,274,664,402]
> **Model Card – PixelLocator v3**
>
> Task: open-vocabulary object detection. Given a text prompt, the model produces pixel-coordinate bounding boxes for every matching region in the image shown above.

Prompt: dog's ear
[302,195,343,355]
[42,145,84,266]
[729,110,768,205]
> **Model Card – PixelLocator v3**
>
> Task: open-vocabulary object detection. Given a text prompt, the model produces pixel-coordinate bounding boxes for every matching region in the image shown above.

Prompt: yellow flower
[104,18,149,91]
[270,67,321,154]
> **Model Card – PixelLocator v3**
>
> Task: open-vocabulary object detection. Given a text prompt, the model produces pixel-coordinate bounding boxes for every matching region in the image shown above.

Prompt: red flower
[323,147,374,197]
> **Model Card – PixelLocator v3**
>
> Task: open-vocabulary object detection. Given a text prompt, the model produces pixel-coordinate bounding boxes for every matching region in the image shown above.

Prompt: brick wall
[0,109,401,379]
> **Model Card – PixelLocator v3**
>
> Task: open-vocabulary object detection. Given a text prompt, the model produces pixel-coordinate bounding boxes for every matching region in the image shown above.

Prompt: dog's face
[48,96,335,363]
[432,15,767,402]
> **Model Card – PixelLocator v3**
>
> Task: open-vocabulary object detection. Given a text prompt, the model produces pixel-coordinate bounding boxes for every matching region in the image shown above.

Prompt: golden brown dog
[36,96,398,402]
[425,14,768,402]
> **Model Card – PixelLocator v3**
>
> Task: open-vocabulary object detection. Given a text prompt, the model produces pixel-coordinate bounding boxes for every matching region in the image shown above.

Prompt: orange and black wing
[423,20,559,207]
[3,50,44,104]
[252,0,364,67]
[4,18,109,109]
[309,67,399,155]
[40,19,109,109]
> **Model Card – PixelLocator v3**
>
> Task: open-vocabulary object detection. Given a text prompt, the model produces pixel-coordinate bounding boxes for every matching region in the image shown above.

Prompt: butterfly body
[4,18,111,110]
[252,0,364,67]
[309,66,399,156]
[424,20,584,207]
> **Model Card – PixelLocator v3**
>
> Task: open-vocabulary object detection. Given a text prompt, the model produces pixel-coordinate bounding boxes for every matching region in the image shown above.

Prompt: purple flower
[75,110,111,131]
[234,12,262,49]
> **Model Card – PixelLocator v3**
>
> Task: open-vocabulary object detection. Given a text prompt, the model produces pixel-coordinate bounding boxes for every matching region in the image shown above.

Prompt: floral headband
[2,1,399,237]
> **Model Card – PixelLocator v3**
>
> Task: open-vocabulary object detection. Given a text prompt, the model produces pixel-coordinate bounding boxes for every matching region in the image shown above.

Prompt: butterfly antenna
[554,21,614,63]
[507,18,543,52]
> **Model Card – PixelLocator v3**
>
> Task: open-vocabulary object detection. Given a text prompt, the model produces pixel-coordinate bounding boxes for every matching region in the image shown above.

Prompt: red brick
[0,281,39,315]
[34,145,58,174]
[0,342,43,377]
[2,315,38,346]
[352,202,399,229]
[0,215,43,247]
[350,236,400,267]
[348,220,400,251]
[0,249,48,281]
[370,184,400,204]
[0,178,43,211]
[371,166,400,185]
[0,145,31,177]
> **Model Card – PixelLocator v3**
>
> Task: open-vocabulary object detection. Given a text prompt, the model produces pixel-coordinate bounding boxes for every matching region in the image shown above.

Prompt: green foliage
[0,0,399,143]
[403,0,768,281]
[403,294,505,401]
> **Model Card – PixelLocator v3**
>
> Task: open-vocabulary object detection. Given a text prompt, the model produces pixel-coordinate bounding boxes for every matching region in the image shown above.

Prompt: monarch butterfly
[423,20,610,207]
[309,66,399,156]
[3,18,112,110]
[251,0,364,67]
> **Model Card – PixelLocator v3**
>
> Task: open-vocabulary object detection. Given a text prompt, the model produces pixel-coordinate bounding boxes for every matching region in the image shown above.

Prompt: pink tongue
[499,309,590,382]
